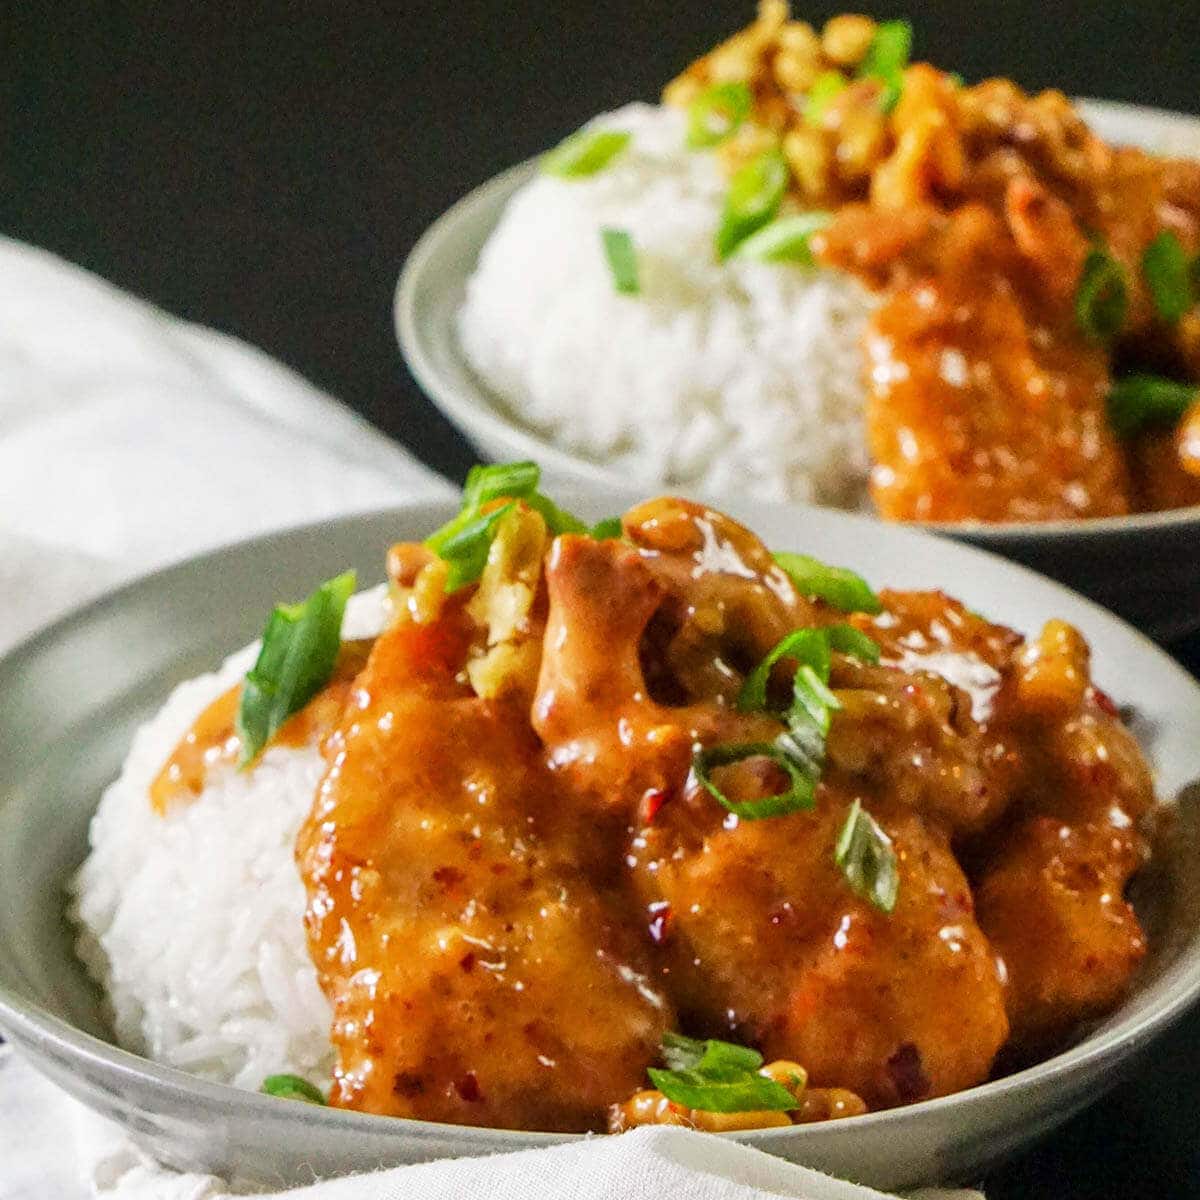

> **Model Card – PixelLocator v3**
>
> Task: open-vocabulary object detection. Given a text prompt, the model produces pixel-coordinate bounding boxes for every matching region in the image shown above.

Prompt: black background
[4,2,1200,1195]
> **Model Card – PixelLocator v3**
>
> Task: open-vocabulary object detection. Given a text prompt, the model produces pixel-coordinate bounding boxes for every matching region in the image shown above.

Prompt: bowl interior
[3,492,1200,1185]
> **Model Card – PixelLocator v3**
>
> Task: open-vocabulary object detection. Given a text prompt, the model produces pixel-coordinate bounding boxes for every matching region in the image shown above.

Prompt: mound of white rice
[69,588,390,1090]
[458,103,877,509]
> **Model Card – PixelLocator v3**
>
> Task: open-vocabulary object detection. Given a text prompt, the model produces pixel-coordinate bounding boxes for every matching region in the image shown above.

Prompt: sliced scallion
[1142,231,1193,323]
[858,19,913,113]
[693,740,815,820]
[648,1034,798,1113]
[261,1074,327,1105]
[700,624,878,823]
[804,70,848,126]
[1107,374,1199,436]
[591,515,624,540]
[601,227,640,294]
[715,148,790,260]
[774,551,882,613]
[686,81,753,149]
[1075,247,1128,343]
[834,799,899,914]
[236,570,356,767]
[425,461,592,591]
[541,127,632,178]
[736,211,832,265]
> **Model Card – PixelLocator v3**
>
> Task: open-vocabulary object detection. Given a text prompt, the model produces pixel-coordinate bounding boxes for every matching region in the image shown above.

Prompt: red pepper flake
[647,900,673,944]
[1089,686,1120,719]
[455,1071,482,1103]
[432,865,465,889]
[393,1072,424,1098]
[640,788,670,826]
[459,952,476,973]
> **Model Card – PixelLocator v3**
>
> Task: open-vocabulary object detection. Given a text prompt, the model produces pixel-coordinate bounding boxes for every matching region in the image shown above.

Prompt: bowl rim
[3,490,1200,1148]
[395,96,1200,543]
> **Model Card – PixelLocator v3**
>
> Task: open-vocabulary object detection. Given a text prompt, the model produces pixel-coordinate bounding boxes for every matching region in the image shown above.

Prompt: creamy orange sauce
[150,640,373,814]
[282,499,1156,1131]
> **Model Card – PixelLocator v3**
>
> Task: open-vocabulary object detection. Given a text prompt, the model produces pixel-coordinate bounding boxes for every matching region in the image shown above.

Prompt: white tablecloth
[0,238,979,1200]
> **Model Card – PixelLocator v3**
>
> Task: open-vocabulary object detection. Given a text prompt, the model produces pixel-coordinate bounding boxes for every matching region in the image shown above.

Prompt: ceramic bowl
[395,100,1200,642]
[2,492,1200,1191]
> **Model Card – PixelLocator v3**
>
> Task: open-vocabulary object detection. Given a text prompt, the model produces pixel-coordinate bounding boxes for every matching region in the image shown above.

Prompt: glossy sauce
[285,500,1155,1130]
[150,640,373,814]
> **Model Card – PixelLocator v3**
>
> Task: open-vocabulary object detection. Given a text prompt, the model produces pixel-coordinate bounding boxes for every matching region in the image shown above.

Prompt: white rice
[69,588,391,1090]
[458,103,877,509]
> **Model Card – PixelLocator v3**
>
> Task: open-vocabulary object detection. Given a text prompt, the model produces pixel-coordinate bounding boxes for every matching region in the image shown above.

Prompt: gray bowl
[395,99,1200,642]
[2,491,1200,1192]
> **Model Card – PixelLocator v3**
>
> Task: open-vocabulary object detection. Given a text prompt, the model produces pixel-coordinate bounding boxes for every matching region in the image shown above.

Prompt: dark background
[4,2,1200,1195]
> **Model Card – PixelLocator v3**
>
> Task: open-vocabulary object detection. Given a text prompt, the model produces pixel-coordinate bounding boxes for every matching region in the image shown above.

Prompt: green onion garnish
[1142,231,1193,324]
[804,70,848,126]
[686,81,753,149]
[1075,246,1128,342]
[835,799,899,914]
[696,624,879,822]
[693,740,815,820]
[425,461,592,591]
[435,503,516,592]
[591,515,624,540]
[857,19,913,113]
[647,1033,798,1113]
[260,1074,327,1105]
[236,570,356,767]
[774,551,882,613]
[541,127,632,178]
[716,148,790,260]
[1107,374,1199,436]
[736,211,832,265]
[601,227,640,295]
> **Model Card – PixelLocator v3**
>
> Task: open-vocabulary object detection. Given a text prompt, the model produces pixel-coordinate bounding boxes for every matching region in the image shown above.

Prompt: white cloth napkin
[0,235,451,653]
[0,240,979,1200]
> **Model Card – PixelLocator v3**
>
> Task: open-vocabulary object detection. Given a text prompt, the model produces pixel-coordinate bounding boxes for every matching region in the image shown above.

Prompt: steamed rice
[68,588,391,1089]
[458,103,877,508]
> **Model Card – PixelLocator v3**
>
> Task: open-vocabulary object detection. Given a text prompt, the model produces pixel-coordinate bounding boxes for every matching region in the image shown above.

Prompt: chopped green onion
[738,627,831,714]
[693,740,816,820]
[426,461,540,554]
[591,515,624,540]
[425,461,595,590]
[835,799,899,914]
[648,1034,797,1113]
[826,624,882,664]
[947,71,964,88]
[541,128,632,178]
[437,503,515,592]
[261,1074,327,1105]
[858,19,913,113]
[525,493,590,536]
[1142,231,1193,323]
[1108,374,1199,436]
[774,551,882,613]
[601,227,640,294]
[715,148,789,260]
[661,1032,761,1073]
[703,623,877,821]
[736,211,832,265]
[1191,254,1200,303]
[236,571,356,767]
[804,70,848,126]
[1075,247,1128,342]
[687,81,753,149]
